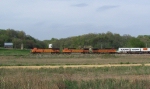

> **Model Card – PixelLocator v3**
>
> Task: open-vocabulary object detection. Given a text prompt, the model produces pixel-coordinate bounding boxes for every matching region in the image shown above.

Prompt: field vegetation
[0,54,150,66]
[0,66,150,89]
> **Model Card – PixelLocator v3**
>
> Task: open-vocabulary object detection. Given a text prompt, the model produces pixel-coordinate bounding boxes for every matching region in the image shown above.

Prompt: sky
[0,0,150,40]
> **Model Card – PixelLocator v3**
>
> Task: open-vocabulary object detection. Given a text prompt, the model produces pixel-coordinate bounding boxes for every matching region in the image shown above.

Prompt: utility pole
[101,44,103,49]
[21,43,24,50]
[146,43,147,48]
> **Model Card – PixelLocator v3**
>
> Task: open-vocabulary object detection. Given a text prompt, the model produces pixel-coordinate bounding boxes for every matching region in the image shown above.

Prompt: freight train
[31,47,150,54]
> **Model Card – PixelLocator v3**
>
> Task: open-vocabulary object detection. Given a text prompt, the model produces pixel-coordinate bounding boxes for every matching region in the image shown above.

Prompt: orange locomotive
[62,48,84,54]
[31,48,60,54]
[62,48,93,54]
[92,48,116,54]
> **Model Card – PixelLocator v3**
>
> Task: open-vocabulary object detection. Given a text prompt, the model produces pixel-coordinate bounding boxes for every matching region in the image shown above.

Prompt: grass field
[0,66,150,89]
[0,49,150,89]
[0,48,30,56]
[0,54,150,66]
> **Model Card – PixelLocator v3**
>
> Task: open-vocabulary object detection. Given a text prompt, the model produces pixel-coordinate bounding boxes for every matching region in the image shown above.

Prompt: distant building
[4,43,13,48]
[49,44,52,48]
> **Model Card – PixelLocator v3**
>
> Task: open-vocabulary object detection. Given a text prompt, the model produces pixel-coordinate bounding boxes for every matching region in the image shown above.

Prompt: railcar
[140,48,150,53]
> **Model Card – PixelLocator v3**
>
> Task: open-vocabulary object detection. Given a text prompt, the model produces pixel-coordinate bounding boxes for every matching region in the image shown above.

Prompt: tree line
[0,29,46,49]
[44,31,150,49]
[0,29,150,49]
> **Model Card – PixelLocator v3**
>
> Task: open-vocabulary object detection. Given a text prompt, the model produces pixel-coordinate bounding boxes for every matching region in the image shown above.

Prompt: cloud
[97,5,119,12]
[72,3,88,7]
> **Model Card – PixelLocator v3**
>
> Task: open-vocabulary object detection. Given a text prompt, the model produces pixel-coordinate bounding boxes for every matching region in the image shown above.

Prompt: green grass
[0,48,30,55]
[59,79,150,89]
[0,54,150,66]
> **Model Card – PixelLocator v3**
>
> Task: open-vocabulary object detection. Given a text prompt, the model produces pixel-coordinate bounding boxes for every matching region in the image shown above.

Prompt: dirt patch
[0,64,149,69]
